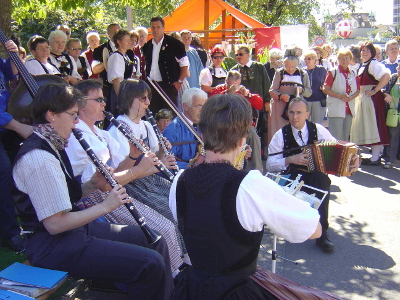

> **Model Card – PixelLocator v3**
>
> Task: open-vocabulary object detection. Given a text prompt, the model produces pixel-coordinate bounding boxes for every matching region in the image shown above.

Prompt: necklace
[307,68,315,88]
[204,159,232,165]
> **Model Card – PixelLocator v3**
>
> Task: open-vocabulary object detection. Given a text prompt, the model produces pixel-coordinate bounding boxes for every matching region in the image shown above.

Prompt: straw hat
[312,46,329,59]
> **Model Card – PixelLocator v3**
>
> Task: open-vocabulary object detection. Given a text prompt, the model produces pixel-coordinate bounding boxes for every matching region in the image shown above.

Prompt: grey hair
[269,48,282,58]
[86,31,100,43]
[135,26,148,35]
[182,88,207,106]
[48,30,67,44]
[283,55,299,65]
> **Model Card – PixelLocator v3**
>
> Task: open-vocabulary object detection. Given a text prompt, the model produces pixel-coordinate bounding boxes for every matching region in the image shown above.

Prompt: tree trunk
[0,0,12,57]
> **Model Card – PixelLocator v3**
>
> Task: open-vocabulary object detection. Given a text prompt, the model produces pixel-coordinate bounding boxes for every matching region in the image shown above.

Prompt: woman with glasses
[66,79,184,276]
[13,83,174,300]
[199,46,227,94]
[323,48,360,141]
[66,38,91,80]
[302,50,328,125]
[48,30,81,84]
[25,36,61,76]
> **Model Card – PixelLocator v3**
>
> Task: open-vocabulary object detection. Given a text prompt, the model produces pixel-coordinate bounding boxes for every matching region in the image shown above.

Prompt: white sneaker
[383,162,393,169]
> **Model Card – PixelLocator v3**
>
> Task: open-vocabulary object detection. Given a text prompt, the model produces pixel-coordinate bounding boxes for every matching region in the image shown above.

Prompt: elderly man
[267,98,336,252]
[383,39,399,74]
[134,26,148,80]
[163,88,207,169]
[180,30,203,89]
[142,17,189,113]
[81,31,100,79]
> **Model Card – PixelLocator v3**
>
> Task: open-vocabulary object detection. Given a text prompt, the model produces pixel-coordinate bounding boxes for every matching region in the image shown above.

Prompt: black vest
[113,51,135,80]
[78,56,89,80]
[282,120,318,173]
[13,134,82,232]
[208,66,226,87]
[176,163,263,275]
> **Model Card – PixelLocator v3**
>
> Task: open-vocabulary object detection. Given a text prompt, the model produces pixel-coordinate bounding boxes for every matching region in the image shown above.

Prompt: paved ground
[259,158,400,300]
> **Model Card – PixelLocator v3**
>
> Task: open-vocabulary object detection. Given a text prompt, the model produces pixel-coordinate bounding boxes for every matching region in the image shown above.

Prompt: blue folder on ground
[0,289,34,300]
[0,263,67,289]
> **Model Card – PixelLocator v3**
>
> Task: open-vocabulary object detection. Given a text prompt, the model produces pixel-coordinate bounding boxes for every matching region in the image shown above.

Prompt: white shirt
[65,120,124,183]
[169,169,320,243]
[107,115,159,158]
[48,54,82,80]
[107,52,141,83]
[25,59,60,76]
[267,123,335,172]
[199,67,227,86]
[149,36,189,81]
[13,133,72,221]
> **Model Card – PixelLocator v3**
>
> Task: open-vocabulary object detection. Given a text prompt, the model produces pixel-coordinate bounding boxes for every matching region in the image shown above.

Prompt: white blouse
[107,52,141,83]
[107,114,159,158]
[48,54,82,80]
[169,169,320,243]
[65,120,124,183]
[25,59,60,76]
[199,67,227,86]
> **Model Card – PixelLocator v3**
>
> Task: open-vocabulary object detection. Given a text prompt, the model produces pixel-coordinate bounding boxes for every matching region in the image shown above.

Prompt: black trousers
[286,171,331,231]
[148,80,178,115]
[25,222,174,300]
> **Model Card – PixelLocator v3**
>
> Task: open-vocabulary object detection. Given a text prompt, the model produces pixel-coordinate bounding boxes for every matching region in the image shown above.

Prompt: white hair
[135,26,148,35]
[86,31,100,43]
[269,48,282,58]
[182,88,207,106]
[48,30,67,43]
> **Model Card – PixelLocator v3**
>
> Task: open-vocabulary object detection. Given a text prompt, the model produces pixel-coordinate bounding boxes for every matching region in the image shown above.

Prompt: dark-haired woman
[13,83,173,300]
[107,29,141,117]
[25,36,61,76]
[351,42,391,165]
[65,79,184,276]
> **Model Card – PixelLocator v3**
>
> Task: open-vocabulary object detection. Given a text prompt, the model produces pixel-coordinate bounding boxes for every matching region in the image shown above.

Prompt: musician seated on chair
[266,98,337,252]
[163,88,207,169]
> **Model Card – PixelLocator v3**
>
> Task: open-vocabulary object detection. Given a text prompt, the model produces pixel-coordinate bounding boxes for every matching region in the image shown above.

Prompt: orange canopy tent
[152,0,266,48]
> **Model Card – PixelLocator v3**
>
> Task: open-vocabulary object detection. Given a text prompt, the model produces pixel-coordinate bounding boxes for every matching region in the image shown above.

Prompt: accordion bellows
[305,141,358,177]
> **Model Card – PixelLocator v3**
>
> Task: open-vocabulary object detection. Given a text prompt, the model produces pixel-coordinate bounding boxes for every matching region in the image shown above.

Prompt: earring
[52,119,55,121]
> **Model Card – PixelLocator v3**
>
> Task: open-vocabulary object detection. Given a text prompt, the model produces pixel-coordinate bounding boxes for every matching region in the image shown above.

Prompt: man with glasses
[267,98,336,252]
[163,88,207,169]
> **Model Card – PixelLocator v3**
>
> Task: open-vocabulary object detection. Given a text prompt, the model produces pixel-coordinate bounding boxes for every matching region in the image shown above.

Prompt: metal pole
[126,5,133,31]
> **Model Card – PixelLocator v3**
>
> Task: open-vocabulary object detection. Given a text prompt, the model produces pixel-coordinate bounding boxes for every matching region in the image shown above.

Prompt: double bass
[0,29,64,157]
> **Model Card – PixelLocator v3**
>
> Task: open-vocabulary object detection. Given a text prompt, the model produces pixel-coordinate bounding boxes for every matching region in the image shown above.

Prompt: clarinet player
[267,98,359,252]
[13,83,173,300]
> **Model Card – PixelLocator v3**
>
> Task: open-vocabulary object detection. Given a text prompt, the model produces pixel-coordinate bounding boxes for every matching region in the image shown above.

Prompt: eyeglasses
[235,53,246,57]
[304,57,314,61]
[189,104,203,109]
[137,95,151,103]
[35,46,50,52]
[71,48,82,51]
[212,56,224,59]
[86,97,107,103]
[64,111,79,120]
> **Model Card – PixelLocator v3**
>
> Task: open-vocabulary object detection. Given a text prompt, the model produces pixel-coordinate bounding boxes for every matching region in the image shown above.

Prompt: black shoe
[361,158,381,166]
[316,230,334,253]
[1,235,25,252]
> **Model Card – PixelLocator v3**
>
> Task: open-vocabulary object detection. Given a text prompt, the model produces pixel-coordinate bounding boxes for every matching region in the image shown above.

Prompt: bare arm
[92,62,105,74]
[3,119,33,139]
[113,78,121,95]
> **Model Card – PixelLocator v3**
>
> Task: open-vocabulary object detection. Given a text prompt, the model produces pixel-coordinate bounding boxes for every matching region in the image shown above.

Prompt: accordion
[303,141,359,177]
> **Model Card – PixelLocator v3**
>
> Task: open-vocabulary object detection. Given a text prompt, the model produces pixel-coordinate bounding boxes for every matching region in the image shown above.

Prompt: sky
[318,0,393,25]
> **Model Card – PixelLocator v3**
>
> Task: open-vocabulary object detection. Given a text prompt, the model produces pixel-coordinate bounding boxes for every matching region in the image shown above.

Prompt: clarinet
[72,128,161,246]
[103,111,174,181]
[145,109,179,176]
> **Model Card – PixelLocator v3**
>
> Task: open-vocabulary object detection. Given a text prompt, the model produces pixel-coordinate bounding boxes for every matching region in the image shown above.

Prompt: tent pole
[126,5,133,31]
[222,9,226,41]
[204,0,210,49]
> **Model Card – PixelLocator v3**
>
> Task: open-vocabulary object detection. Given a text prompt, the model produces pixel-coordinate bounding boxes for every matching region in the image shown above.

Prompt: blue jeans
[0,132,20,239]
